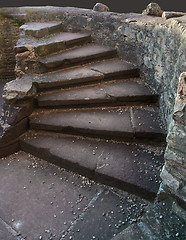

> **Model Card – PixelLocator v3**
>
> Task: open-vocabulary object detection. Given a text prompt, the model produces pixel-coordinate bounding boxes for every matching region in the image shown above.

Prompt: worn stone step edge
[38,44,118,71]
[37,59,140,90]
[15,32,92,57]
[3,59,140,104]
[20,22,63,38]
[20,130,164,200]
[29,106,166,143]
[36,79,159,108]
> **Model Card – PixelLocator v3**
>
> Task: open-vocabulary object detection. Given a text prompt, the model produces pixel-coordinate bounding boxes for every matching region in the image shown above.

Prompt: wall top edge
[0,6,185,32]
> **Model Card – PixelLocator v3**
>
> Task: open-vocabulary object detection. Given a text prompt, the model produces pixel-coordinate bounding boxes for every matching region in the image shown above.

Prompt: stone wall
[0,15,19,81]
[160,72,186,209]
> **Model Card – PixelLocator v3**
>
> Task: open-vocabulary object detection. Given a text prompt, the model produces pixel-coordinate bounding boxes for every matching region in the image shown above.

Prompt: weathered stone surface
[15,32,91,56]
[39,44,117,70]
[177,72,186,102]
[160,166,181,192]
[88,59,139,78]
[2,100,33,125]
[112,199,186,240]
[2,6,185,130]
[0,118,28,146]
[29,106,165,141]
[37,78,158,107]
[20,130,164,199]
[20,21,63,38]
[164,148,186,168]
[160,72,186,204]
[30,108,134,140]
[37,67,104,89]
[0,218,17,240]
[93,3,109,12]
[14,32,92,76]
[0,151,149,240]
[131,106,166,141]
[0,140,19,158]
[167,123,186,154]
[142,3,163,17]
[162,11,186,20]
[3,77,37,103]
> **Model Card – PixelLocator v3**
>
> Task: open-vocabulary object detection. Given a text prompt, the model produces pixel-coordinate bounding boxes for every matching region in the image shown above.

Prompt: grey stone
[20,21,63,38]
[160,166,181,192]
[2,100,33,125]
[15,32,91,57]
[112,199,186,240]
[0,218,17,240]
[39,44,117,70]
[37,78,158,108]
[37,67,104,89]
[88,59,139,78]
[164,147,186,167]
[131,106,166,141]
[3,77,37,103]
[167,121,186,154]
[29,107,134,140]
[93,3,109,12]
[172,201,186,222]
[20,130,164,199]
[162,11,186,20]
[142,3,163,17]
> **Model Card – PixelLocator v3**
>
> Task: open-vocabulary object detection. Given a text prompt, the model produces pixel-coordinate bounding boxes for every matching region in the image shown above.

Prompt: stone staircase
[12,22,166,200]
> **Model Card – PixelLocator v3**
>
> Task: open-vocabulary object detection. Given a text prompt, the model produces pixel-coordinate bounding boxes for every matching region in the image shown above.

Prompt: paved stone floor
[0,152,185,240]
[0,151,149,240]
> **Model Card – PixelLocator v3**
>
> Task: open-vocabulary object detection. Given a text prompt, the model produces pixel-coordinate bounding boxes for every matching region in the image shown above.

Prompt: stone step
[20,22,63,38]
[37,78,158,108]
[20,130,165,200]
[29,106,166,142]
[39,44,117,71]
[35,59,139,90]
[15,32,92,57]
[89,59,139,79]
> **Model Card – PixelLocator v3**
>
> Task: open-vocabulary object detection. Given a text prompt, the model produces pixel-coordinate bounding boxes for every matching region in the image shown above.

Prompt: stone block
[142,3,163,17]
[3,77,37,103]
[160,166,181,192]
[162,11,186,20]
[164,147,186,167]
[93,3,109,12]
[167,122,186,154]
[2,100,34,126]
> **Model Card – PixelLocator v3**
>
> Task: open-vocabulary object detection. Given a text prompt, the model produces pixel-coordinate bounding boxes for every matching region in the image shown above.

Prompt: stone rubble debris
[142,2,163,17]
[93,3,109,12]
